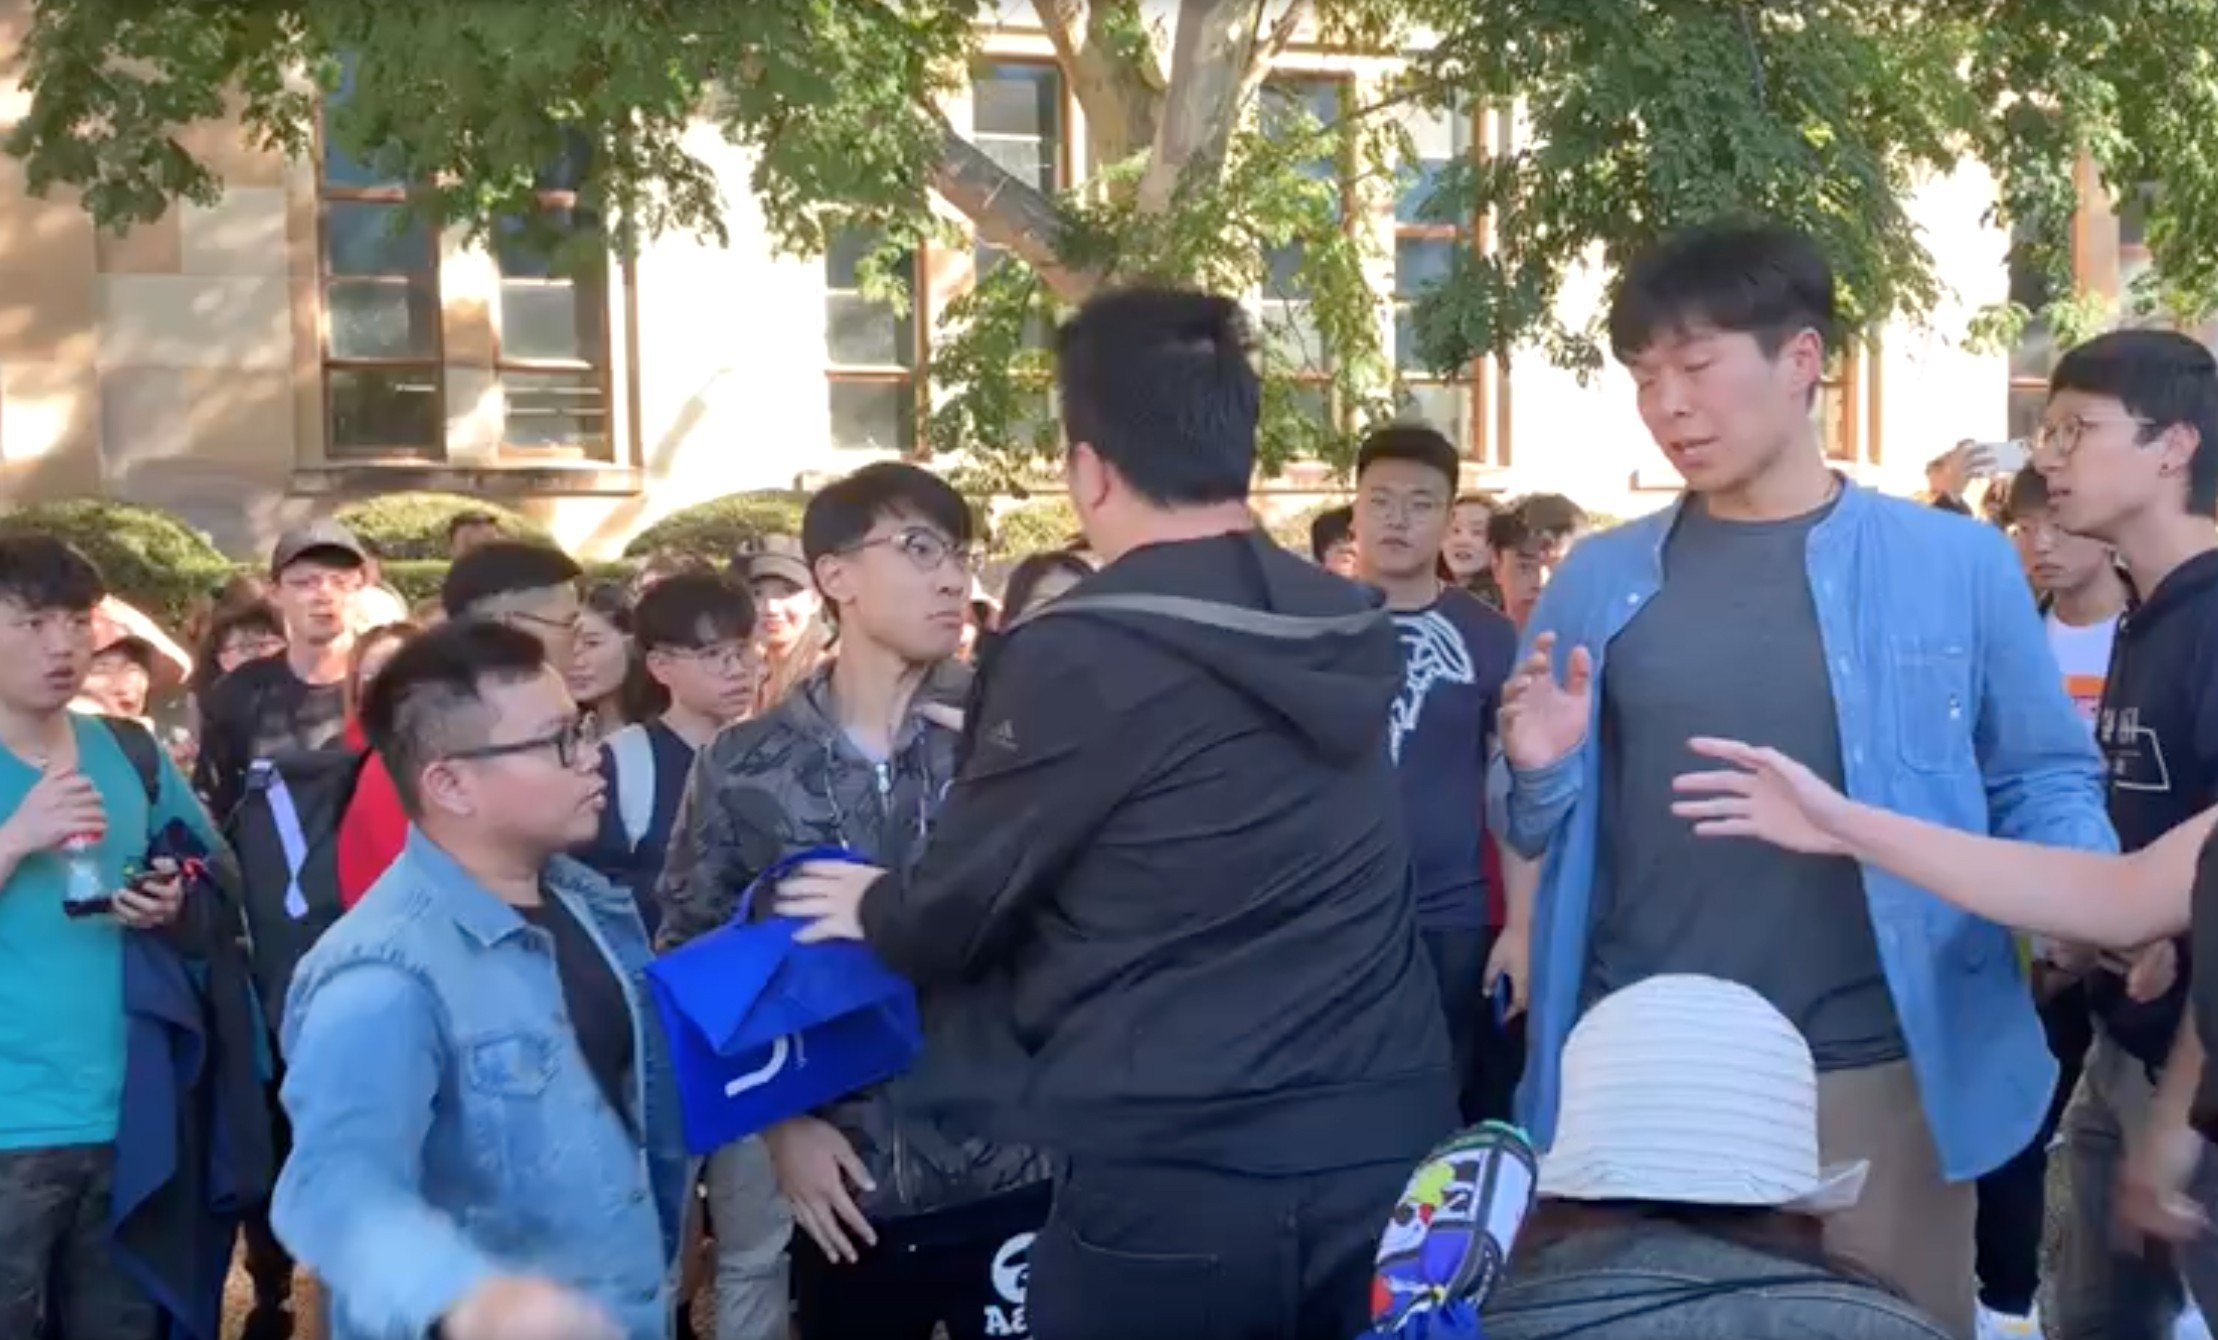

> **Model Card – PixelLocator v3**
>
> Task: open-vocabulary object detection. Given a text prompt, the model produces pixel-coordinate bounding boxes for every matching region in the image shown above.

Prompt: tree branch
[928,114,1101,302]
[1135,0,1266,216]
[1240,0,1312,97]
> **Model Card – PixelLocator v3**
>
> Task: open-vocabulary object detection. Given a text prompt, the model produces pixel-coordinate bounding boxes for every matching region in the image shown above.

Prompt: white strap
[261,768,311,920]
[608,724,656,851]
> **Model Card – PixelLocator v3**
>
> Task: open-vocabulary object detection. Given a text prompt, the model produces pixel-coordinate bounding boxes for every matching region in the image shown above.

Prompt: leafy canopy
[13,0,2218,487]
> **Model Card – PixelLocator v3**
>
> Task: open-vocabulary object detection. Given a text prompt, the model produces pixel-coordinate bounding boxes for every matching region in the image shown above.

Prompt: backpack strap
[607,724,657,852]
[99,716,161,808]
[249,759,313,920]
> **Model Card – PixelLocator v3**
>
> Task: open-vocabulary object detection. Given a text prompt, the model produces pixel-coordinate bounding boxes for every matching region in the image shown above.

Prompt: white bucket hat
[1537,974,1868,1215]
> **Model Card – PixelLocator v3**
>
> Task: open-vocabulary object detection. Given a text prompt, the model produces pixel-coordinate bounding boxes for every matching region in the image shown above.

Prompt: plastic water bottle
[61,833,111,918]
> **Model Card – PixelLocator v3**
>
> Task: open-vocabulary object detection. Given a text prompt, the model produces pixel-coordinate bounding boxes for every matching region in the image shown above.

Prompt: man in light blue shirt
[1489,222,2112,1340]
[0,535,206,1340]
[273,619,686,1340]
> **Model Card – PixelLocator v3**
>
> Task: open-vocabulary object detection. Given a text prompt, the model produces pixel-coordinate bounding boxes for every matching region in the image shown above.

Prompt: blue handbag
[645,846,923,1154]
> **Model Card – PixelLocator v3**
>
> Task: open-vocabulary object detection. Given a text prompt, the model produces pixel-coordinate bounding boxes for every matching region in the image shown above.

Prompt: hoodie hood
[1018,529,1400,764]
[2126,547,2218,638]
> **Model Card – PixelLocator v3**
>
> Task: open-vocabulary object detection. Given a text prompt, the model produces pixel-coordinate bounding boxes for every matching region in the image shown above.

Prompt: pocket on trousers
[1028,1213,1219,1340]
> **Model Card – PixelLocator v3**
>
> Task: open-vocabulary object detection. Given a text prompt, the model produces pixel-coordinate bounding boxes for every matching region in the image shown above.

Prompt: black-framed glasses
[656,641,757,675]
[843,527,978,574]
[445,715,601,769]
[505,608,584,636]
[2033,415,2155,463]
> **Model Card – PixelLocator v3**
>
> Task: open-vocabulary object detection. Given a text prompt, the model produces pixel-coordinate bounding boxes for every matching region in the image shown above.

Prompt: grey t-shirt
[1588,494,1903,1070]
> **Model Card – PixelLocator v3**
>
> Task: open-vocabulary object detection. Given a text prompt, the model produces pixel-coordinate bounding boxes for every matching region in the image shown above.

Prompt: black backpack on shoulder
[224,746,371,1025]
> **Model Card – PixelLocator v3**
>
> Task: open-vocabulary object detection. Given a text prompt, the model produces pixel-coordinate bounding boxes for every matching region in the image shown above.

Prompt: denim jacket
[273,831,688,1340]
[1489,480,2115,1181]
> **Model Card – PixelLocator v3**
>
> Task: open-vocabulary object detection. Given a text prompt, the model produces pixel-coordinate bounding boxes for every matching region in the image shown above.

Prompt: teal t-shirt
[0,715,218,1151]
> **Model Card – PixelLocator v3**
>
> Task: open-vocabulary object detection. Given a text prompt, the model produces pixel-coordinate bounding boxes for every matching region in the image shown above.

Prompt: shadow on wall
[576,368,730,555]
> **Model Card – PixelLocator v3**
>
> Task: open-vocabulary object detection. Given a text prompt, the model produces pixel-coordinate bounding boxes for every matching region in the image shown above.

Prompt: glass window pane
[325,201,432,277]
[1286,383,1331,432]
[327,280,439,359]
[504,368,609,454]
[329,366,440,455]
[829,379,915,453]
[827,293,913,368]
[494,208,605,280]
[1396,304,1421,373]
[2008,384,2048,443]
[321,54,405,189]
[1818,377,1854,462]
[1260,300,1328,374]
[502,282,607,362]
[1265,243,1307,299]
[1396,236,1456,297]
[977,137,1054,192]
[973,64,1059,140]
[1396,383,1469,452]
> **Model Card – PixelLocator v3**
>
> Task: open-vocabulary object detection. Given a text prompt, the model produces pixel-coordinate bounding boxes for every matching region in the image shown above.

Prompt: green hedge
[334,493,549,561]
[0,500,236,632]
[622,491,810,560]
[989,497,1082,557]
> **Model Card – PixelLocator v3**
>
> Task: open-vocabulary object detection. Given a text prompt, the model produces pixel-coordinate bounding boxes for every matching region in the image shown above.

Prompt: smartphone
[1489,973,1515,1026]
[1973,439,2029,476]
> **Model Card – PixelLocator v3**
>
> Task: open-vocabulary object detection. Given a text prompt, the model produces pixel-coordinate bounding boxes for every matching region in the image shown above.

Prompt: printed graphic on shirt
[2100,705,2173,794]
[984,1229,1033,1337]
[2064,673,2106,727]
[1390,609,1477,763]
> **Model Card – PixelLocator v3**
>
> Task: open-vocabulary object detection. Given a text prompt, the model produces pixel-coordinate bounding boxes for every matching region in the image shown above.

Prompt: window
[1818,350,1861,464]
[1392,102,1478,459]
[2006,220,2056,443]
[825,229,925,453]
[972,61,1063,279]
[492,148,614,459]
[1258,77,1345,427]
[317,63,441,459]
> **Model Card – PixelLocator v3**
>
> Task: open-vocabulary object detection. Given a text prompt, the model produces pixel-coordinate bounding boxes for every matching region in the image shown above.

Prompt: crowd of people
[2,217,2217,1340]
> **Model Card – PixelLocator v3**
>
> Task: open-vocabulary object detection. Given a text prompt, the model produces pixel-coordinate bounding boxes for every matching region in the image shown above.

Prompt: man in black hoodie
[778,288,1457,1340]
[2033,328,2218,1337]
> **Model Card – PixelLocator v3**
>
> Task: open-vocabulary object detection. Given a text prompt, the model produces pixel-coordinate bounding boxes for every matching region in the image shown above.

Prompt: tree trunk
[929,116,1102,301]
[1134,0,1265,217]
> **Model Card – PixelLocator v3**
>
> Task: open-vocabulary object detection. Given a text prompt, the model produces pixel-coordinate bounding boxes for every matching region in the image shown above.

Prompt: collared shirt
[273,832,686,1340]
[1491,480,2114,1181]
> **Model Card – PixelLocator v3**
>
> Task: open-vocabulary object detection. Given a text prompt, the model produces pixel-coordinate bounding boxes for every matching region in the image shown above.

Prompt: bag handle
[733,845,871,925]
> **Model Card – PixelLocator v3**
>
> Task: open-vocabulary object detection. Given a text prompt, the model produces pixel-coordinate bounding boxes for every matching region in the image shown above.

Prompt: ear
[418,758,476,821]
[1784,328,1826,400]
[1067,442,1112,513]
[813,552,857,607]
[2157,421,2201,489]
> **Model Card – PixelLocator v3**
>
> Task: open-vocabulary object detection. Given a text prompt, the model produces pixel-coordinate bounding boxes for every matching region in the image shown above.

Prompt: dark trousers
[1974,978,2092,1315]
[792,1182,1051,1340]
[1030,1158,1410,1340]
[1420,927,1526,1126]
[0,1144,157,1340]
[240,1072,295,1318]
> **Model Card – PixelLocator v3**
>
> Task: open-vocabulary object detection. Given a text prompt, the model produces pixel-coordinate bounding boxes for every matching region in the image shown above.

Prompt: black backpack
[224,746,372,1024]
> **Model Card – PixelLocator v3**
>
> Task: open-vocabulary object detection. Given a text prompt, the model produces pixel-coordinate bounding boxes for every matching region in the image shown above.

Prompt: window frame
[313,109,448,463]
[1391,99,1500,465]
[824,235,931,456]
[1257,73,1352,436]
[489,192,621,464]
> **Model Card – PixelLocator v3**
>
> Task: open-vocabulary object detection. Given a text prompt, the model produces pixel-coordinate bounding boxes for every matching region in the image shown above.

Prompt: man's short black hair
[441,541,583,618]
[800,462,974,568]
[361,618,550,816]
[2003,465,2050,519]
[1309,505,1355,562]
[0,535,105,613]
[1485,508,1533,554]
[447,511,501,541]
[1608,221,1839,365]
[1356,424,1460,492]
[1056,287,1259,506]
[634,572,756,651]
[2050,328,2218,515]
[1517,493,1589,539]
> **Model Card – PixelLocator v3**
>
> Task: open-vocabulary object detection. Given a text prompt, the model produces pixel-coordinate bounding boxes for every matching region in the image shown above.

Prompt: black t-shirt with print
[193,656,347,821]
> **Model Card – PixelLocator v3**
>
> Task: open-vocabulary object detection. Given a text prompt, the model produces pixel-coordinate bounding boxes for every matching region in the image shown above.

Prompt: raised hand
[1496,632,1593,770]
[1670,736,1854,857]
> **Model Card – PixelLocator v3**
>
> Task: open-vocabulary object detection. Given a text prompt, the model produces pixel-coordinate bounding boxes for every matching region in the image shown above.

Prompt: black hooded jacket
[2090,548,2218,1072]
[860,528,1457,1175]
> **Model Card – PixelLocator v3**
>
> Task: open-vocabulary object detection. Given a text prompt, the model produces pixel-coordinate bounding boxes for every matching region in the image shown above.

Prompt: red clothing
[335,719,408,909]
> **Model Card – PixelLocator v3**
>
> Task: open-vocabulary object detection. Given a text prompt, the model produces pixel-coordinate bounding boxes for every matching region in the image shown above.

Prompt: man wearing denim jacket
[1488,223,2113,1340]
[274,620,687,1340]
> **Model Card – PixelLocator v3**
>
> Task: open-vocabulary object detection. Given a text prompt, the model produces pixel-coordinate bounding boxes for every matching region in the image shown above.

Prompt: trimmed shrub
[0,500,237,632]
[622,491,809,560]
[334,493,548,561]
[990,496,1082,557]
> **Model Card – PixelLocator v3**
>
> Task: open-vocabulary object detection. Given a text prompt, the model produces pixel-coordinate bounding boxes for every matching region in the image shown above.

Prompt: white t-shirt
[2046,609,2119,730]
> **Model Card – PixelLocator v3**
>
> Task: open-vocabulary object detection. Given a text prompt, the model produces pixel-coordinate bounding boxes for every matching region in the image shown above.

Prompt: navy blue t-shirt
[1389,587,1520,930]
[576,718,699,936]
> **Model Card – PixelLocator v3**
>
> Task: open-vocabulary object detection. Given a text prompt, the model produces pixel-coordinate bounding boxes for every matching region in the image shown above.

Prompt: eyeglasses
[445,715,602,769]
[844,527,978,574]
[505,608,584,637]
[1361,492,1447,523]
[2032,415,2155,464]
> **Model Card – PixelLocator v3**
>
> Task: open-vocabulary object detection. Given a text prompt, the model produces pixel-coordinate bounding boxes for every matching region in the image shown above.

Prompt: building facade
[0,0,2169,558]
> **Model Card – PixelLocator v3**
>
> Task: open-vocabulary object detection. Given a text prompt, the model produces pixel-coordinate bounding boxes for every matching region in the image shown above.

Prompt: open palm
[1497,632,1594,770]
[1670,736,1854,857]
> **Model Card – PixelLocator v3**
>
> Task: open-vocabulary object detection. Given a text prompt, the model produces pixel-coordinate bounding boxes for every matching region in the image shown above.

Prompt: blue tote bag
[646,847,922,1154]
